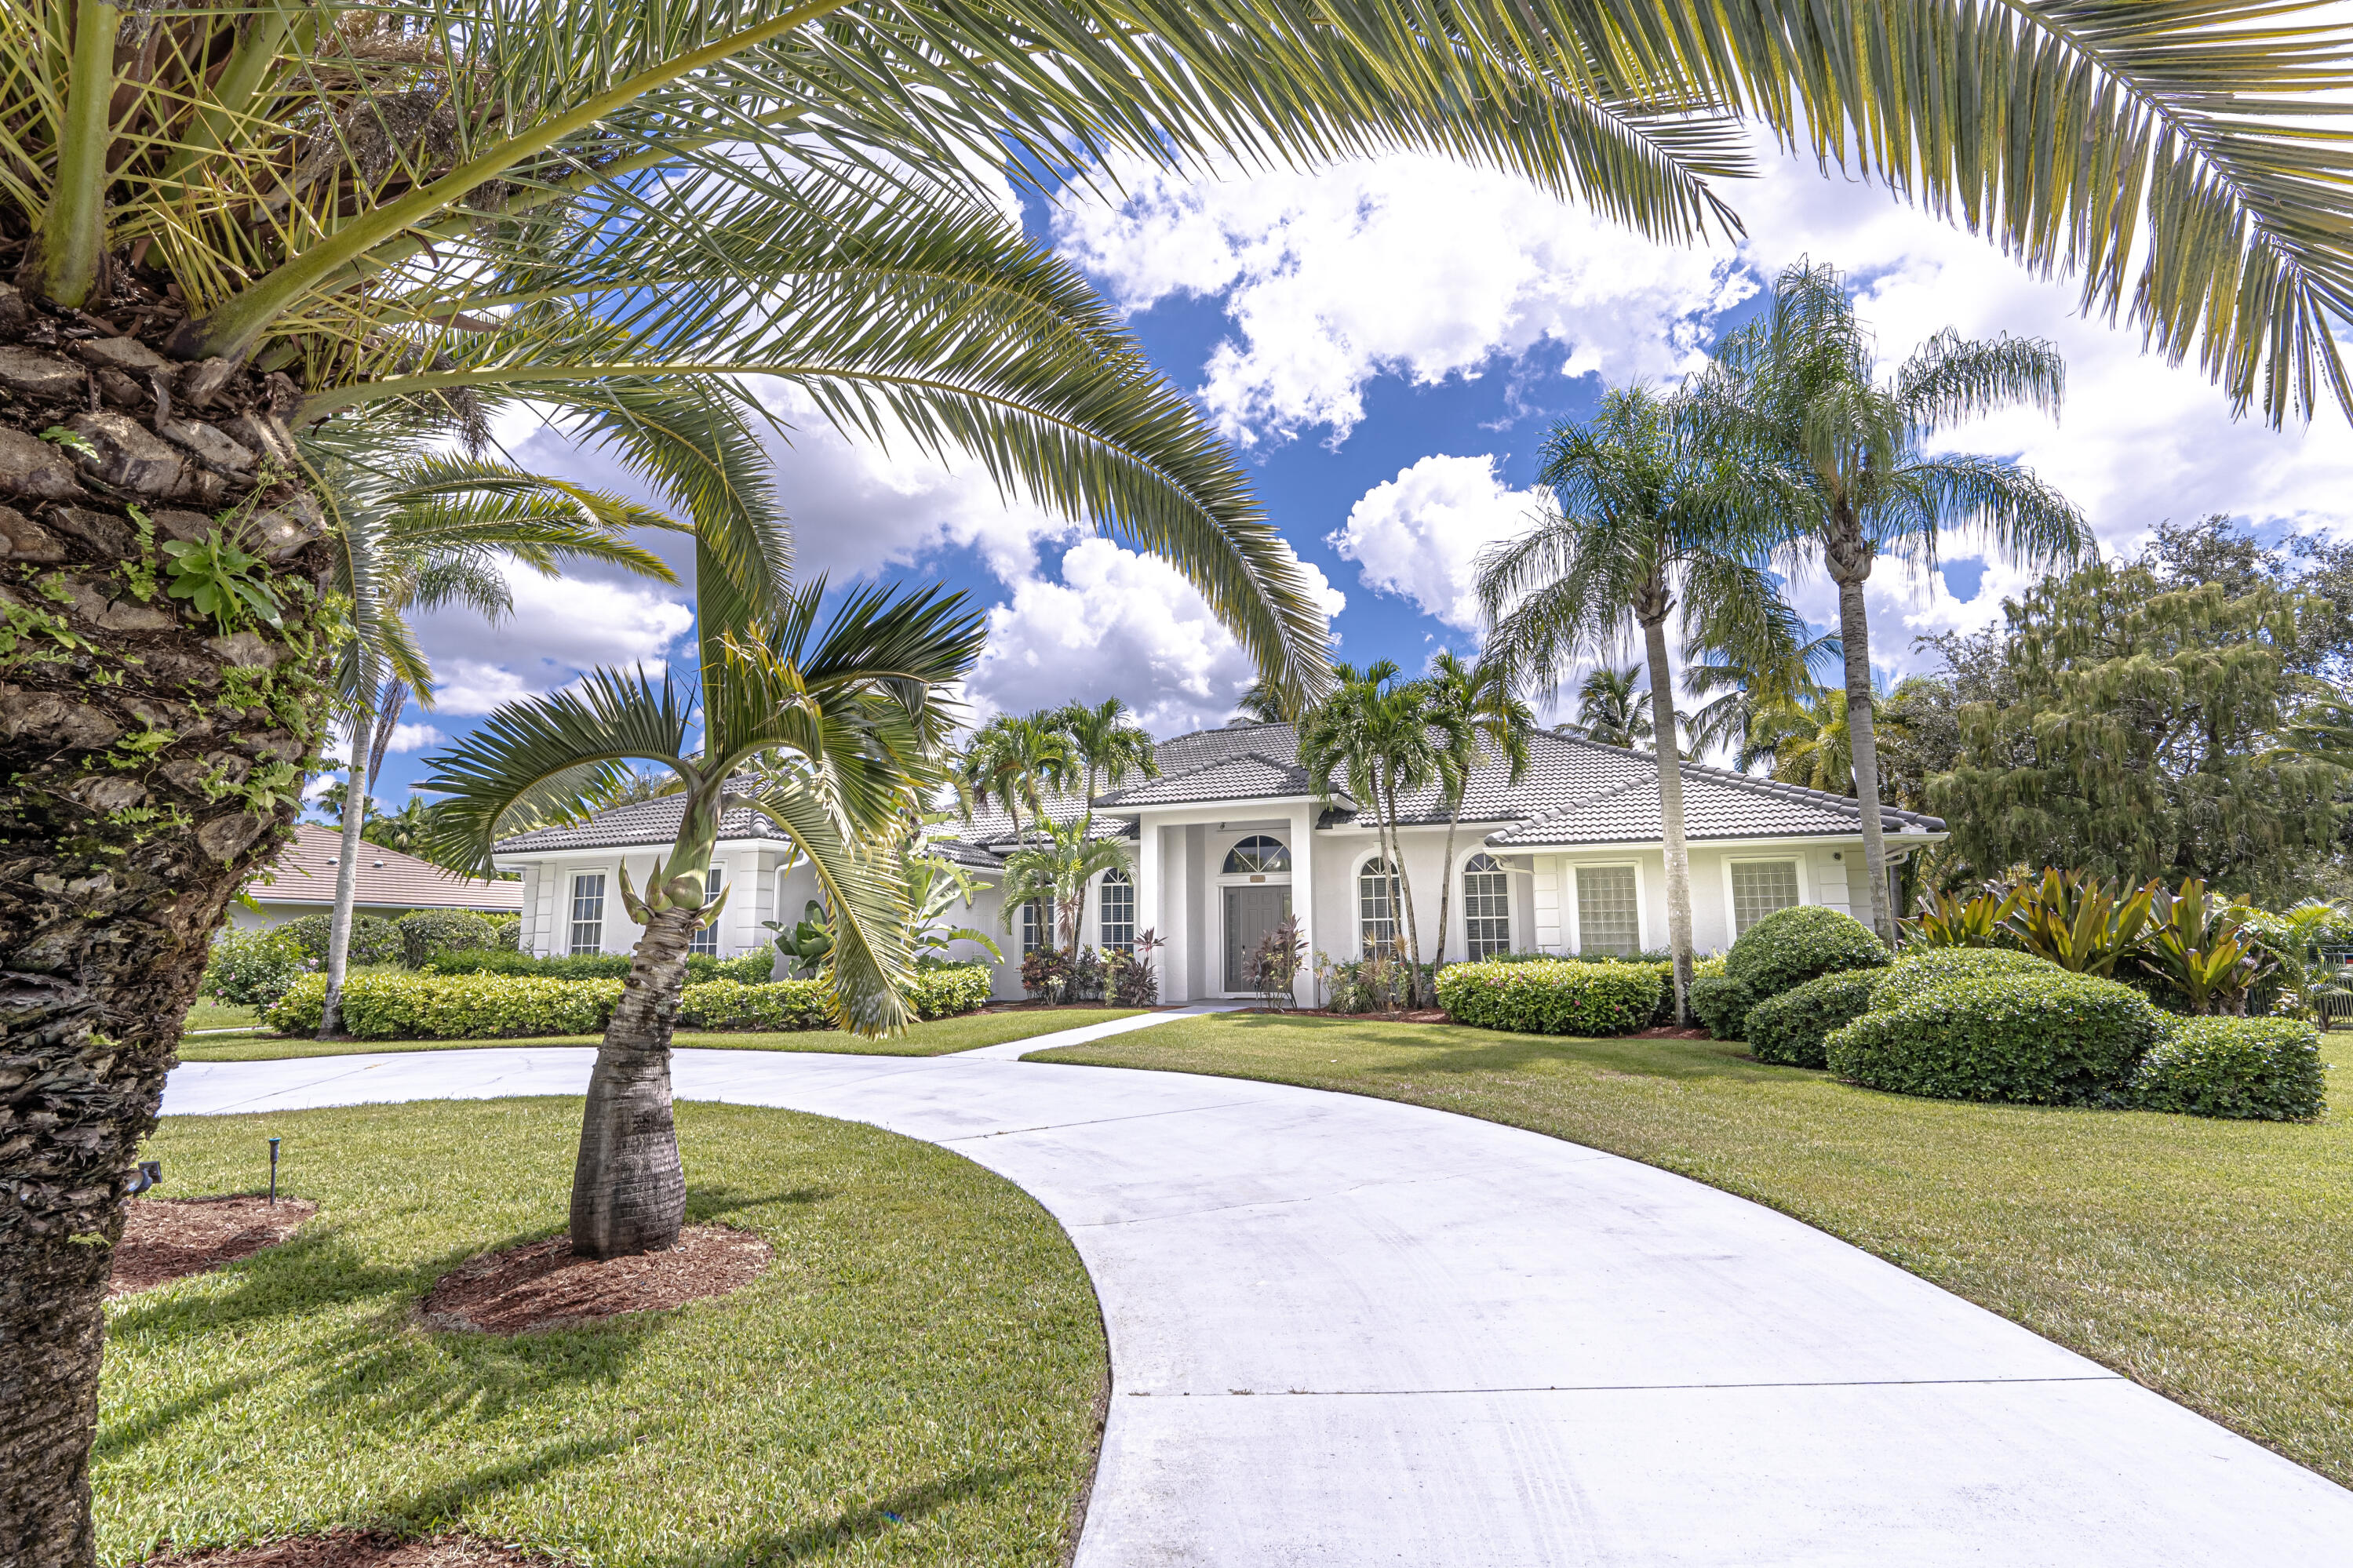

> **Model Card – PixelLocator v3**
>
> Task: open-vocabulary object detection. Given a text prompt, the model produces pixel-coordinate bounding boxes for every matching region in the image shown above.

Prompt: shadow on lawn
[741,1464,1037,1561]
[1208,1013,1795,1083]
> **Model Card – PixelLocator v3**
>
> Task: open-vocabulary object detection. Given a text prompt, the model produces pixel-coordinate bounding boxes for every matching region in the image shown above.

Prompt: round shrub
[2132,1018,2328,1121]
[395,908,500,967]
[281,911,403,966]
[1744,968,1881,1068]
[1688,973,1757,1041]
[1870,947,2058,1010]
[202,926,310,1007]
[1825,971,2168,1105]
[1436,959,1663,1035]
[1725,905,1889,1002]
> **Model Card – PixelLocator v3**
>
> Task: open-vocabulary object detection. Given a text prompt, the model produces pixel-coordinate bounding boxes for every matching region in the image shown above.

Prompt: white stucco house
[490,720,1947,1007]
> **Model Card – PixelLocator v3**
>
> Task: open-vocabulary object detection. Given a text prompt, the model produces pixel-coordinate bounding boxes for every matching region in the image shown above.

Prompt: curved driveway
[163,1019,2353,1566]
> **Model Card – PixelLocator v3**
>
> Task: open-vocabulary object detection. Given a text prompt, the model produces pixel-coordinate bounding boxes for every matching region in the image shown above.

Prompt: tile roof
[251,824,522,911]
[1488,761,1944,847]
[492,789,801,855]
[1094,751,1325,808]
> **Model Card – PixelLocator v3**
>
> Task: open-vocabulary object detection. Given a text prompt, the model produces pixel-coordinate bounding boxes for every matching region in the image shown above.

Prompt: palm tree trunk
[1435,795,1462,965]
[0,322,332,1564]
[319,698,374,1038]
[1641,613,1696,1023]
[1387,776,1429,1007]
[570,901,698,1257]
[1833,561,1894,941]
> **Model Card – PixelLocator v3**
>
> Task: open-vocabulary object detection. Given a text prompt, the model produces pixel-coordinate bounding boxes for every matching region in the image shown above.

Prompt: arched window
[688,864,725,955]
[1098,870,1135,951]
[1222,835,1290,875]
[1462,853,1510,959]
[1358,858,1401,955]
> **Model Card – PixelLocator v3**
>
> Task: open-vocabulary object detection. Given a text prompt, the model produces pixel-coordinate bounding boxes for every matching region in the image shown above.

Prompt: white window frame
[1720,854,1812,938]
[1353,849,1402,958]
[1563,858,1648,956]
[1097,868,1135,951]
[1020,897,1049,957]
[1458,849,1513,960]
[568,871,607,955]
[688,863,725,955]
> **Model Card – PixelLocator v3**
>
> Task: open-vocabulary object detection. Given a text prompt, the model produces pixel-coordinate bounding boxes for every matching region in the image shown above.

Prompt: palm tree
[956,714,1076,848]
[1688,264,2090,939]
[15,1,2338,1548]
[1424,651,1534,965]
[1748,685,1855,794]
[1572,668,1658,748]
[315,442,682,1036]
[1299,662,1462,1006]
[1479,383,1808,1018]
[1682,631,1843,769]
[997,815,1136,965]
[1056,697,1160,805]
[423,582,985,1258]
[1233,681,1292,725]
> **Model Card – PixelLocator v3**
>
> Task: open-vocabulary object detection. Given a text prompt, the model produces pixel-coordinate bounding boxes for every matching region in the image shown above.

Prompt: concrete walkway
[162,1017,2353,1566]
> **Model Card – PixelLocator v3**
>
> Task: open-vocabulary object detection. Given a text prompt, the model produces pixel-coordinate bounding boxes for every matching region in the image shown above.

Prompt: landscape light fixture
[268,1137,280,1204]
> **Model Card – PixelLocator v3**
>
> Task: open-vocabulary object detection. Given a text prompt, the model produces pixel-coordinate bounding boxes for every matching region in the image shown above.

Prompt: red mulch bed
[1251,1007,1453,1024]
[142,1531,553,1568]
[110,1196,317,1298]
[1630,1024,1713,1040]
[420,1225,770,1334]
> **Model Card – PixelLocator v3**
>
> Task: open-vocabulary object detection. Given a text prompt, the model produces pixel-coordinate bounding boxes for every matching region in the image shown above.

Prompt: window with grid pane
[688,864,724,955]
[569,873,606,955]
[1731,860,1801,935]
[1098,870,1135,950]
[1358,859,1400,955]
[1462,853,1512,959]
[1021,899,1047,955]
[1575,866,1639,956]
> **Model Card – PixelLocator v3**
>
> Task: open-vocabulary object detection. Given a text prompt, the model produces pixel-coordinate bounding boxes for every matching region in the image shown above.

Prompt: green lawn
[176,1006,1144,1062]
[1033,1013,2353,1488]
[184,999,258,1031]
[104,1098,1105,1566]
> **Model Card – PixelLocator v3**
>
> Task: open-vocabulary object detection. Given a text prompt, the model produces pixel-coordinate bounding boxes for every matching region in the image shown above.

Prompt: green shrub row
[264,962,998,1039]
[1688,974,1756,1041]
[423,948,773,984]
[1743,969,1880,1068]
[1867,946,2054,1010]
[1436,959,1664,1036]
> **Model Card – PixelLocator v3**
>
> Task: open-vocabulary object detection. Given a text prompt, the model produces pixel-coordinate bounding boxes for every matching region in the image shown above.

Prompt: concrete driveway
[162,1022,2353,1566]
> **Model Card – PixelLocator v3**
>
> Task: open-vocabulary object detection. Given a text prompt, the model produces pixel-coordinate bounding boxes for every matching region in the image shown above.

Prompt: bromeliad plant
[422,582,985,1260]
[1998,868,2156,977]
[2140,879,2275,1017]
[1903,885,2023,948]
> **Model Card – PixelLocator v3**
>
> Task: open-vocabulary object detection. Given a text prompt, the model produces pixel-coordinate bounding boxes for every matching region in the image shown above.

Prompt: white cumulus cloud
[414,567,696,715]
[1054,154,1753,446]
[1328,453,1550,631]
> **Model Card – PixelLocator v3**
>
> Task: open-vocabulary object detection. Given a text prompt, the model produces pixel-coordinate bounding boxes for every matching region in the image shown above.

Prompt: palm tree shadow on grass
[738,1464,1039,1563]
[1216,1013,1794,1083]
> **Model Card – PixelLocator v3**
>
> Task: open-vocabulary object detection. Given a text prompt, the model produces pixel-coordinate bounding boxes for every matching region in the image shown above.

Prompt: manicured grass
[103,1098,1106,1566]
[1033,1013,2353,1487]
[184,999,257,1031]
[175,1006,1144,1062]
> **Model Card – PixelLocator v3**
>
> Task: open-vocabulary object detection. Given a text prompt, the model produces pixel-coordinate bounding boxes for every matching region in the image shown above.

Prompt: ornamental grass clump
[1825,971,2169,1106]
[1743,969,1881,1068]
[2132,1018,2329,1121]
[1437,959,1664,1036]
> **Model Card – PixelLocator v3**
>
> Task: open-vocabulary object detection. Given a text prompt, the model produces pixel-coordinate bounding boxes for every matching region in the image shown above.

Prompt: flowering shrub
[202,926,311,1008]
[1825,971,2168,1105]
[2132,1018,2328,1121]
[1436,959,1663,1036]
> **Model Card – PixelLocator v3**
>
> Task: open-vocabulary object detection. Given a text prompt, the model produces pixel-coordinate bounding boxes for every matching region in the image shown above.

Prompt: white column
[1139,819,1162,963]
[517,866,539,951]
[1161,823,1191,1003]
[1533,856,1564,953]
[1290,804,1317,1006]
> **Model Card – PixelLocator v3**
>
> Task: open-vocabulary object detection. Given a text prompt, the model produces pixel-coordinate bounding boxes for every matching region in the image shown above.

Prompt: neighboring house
[233,823,523,930]
[490,721,1946,1006]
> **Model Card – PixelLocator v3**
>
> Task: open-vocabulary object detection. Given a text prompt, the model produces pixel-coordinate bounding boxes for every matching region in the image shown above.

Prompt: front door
[1223,884,1291,992]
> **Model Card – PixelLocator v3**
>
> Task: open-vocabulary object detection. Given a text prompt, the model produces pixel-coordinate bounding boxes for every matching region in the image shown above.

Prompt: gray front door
[1223,885,1291,991]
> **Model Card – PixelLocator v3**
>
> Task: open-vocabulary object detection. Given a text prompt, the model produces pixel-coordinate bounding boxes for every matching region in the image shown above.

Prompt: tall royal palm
[1689,266,2089,939]
[1424,651,1534,964]
[424,582,985,1259]
[1480,384,1807,1019]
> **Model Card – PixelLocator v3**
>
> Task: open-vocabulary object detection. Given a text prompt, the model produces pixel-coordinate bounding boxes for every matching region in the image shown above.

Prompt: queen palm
[1479,383,1808,1019]
[1688,264,2090,939]
[1425,651,1535,965]
[422,580,985,1260]
[6,0,2352,1551]
[1683,631,1843,769]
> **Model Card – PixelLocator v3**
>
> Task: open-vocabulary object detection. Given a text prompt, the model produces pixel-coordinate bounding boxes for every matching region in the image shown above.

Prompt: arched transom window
[1358,857,1400,955]
[1222,835,1290,875]
[1098,869,1135,950]
[1462,853,1510,959]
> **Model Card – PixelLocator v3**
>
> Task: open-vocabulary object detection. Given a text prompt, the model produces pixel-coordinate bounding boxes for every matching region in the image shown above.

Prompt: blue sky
[337,134,2353,813]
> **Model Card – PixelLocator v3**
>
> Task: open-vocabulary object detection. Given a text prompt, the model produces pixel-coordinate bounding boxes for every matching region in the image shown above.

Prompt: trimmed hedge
[266,971,622,1039]
[282,911,404,967]
[1870,947,2059,1010]
[1825,971,2169,1106]
[2133,1018,2329,1121]
[422,949,774,984]
[1743,968,1880,1068]
[1437,959,1663,1036]
[395,909,501,967]
[268,961,998,1039]
[1725,905,1889,1002]
[1688,974,1757,1041]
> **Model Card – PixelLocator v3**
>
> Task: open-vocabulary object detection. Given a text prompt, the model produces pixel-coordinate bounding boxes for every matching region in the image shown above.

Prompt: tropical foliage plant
[2140,879,2275,1017]
[996,814,1134,965]
[1422,650,1534,968]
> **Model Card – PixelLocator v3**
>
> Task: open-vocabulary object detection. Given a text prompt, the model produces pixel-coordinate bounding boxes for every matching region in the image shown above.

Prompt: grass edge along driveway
[1029,1012,2353,1491]
[104,1097,1106,1566]
[178,1006,1146,1062]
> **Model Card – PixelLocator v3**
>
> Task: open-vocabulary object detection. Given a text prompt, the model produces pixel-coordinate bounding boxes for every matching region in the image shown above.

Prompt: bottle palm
[1688,264,2090,938]
[421,580,986,1257]
[1479,383,1806,1017]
